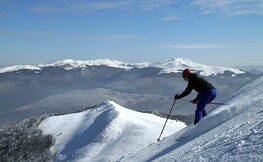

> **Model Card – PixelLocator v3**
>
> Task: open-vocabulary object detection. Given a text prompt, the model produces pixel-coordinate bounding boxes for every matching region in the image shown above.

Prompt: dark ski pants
[195,89,217,122]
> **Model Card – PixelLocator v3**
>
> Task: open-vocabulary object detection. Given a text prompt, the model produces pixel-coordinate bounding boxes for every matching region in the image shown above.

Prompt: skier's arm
[177,84,193,99]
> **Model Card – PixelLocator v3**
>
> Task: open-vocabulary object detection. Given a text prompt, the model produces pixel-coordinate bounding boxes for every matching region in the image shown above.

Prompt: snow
[0,65,41,73]
[38,76,263,162]
[150,58,244,76]
[39,59,139,70]
[38,100,186,162]
[122,76,263,162]
[0,58,244,76]
[0,59,138,73]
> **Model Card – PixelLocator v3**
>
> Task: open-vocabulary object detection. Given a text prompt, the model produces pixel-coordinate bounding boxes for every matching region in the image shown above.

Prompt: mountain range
[1,58,263,161]
[0,58,260,124]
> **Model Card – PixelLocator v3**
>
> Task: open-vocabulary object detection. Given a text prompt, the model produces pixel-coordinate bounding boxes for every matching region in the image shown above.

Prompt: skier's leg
[195,89,217,124]
[208,89,217,103]
[203,89,216,118]
[195,97,206,123]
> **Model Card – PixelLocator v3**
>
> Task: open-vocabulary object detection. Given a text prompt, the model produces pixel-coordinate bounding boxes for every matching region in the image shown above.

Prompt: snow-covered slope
[122,76,263,162]
[0,58,244,76]
[38,100,186,162]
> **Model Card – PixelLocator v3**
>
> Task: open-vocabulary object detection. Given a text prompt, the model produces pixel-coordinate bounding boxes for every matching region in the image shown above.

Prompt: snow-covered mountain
[37,76,263,162]
[1,61,263,161]
[38,100,186,162]
[36,77,263,162]
[0,58,244,76]
[0,59,142,73]
[149,58,244,76]
[0,58,258,124]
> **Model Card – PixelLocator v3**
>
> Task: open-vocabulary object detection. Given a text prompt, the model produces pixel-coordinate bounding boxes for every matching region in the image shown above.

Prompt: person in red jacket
[174,69,217,125]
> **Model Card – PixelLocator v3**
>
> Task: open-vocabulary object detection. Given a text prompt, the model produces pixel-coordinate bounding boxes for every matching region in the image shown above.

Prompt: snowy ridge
[150,58,244,76]
[0,58,244,76]
[38,100,186,162]
[0,59,143,73]
[122,76,263,162]
[39,59,144,70]
[0,65,41,73]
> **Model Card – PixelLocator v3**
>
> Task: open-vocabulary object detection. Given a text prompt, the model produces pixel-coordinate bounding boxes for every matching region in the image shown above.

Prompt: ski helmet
[182,68,191,78]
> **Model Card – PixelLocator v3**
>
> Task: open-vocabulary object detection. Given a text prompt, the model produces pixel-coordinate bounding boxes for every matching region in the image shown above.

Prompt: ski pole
[208,102,229,105]
[194,102,229,105]
[157,99,176,141]
[191,101,229,105]
[185,99,228,105]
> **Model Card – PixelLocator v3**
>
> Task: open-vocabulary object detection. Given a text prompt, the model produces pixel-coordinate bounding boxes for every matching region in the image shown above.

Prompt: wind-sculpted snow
[38,100,186,162]
[122,76,263,162]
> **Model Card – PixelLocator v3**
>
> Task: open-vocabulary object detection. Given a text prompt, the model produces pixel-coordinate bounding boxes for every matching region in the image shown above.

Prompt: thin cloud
[29,0,176,14]
[159,44,226,49]
[1,29,138,41]
[138,0,175,11]
[4,0,263,18]
[30,1,134,13]
[85,34,138,40]
[191,0,263,17]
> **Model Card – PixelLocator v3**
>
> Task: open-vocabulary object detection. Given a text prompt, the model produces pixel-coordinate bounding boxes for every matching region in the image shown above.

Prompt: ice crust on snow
[0,58,244,76]
[38,100,186,162]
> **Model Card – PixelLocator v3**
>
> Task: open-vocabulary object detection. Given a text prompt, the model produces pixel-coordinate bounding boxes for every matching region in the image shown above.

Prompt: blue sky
[1,0,263,67]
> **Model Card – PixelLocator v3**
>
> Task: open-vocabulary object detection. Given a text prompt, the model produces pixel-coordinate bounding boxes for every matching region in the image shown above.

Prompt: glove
[190,98,198,104]
[174,94,180,100]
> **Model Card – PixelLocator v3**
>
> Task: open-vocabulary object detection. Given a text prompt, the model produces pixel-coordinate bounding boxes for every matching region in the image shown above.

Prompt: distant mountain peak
[149,58,191,72]
[149,58,245,76]
[0,59,136,73]
[0,65,41,73]
[0,58,244,76]
[41,59,136,70]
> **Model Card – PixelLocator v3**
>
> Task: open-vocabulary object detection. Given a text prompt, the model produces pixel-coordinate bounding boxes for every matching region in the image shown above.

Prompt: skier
[174,68,217,125]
